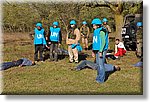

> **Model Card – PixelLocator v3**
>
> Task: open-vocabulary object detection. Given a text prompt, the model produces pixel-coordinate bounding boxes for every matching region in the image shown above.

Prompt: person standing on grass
[102,18,111,36]
[47,21,62,62]
[91,18,106,83]
[114,39,126,58]
[29,23,49,63]
[66,20,81,63]
[80,21,90,50]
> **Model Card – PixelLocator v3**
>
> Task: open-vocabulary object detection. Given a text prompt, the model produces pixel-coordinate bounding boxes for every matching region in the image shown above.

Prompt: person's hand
[19,64,22,67]
[58,43,61,46]
[48,42,51,44]
[75,40,78,44]
[46,45,50,49]
[99,52,103,58]
[92,52,95,57]
[46,37,48,40]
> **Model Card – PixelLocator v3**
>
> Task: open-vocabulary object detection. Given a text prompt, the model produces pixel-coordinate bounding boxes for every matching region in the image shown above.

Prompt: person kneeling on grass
[114,39,126,59]
[0,58,35,71]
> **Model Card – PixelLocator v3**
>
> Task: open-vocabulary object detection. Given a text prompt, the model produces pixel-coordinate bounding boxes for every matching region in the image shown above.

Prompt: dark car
[121,14,142,51]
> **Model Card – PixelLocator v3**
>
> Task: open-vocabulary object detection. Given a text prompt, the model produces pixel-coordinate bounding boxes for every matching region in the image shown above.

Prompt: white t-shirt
[115,42,126,53]
[117,42,125,49]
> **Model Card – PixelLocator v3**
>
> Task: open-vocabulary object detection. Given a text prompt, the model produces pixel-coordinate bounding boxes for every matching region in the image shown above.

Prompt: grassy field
[1,33,142,95]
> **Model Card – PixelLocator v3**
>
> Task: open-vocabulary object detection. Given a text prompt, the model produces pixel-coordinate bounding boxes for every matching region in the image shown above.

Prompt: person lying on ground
[0,58,35,71]
[71,60,120,72]
[133,58,143,68]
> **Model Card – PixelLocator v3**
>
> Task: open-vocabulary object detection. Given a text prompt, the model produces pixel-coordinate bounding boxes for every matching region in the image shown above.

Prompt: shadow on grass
[78,53,89,62]
[104,71,115,82]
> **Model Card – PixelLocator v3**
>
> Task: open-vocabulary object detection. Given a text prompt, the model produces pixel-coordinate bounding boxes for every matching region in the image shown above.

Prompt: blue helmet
[91,18,102,25]
[82,21,87,25]
[70,20,76,25]
[137,22,142,27]
[36,23,42,27]
[53,21,59,26]
[102,18,108,22]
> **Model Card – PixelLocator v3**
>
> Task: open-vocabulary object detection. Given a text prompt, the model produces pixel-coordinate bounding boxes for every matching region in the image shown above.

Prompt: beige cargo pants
[68,45,78,63]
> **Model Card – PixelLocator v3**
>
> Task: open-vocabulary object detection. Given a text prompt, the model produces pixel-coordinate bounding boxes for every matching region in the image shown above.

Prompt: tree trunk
[114,14,123,40]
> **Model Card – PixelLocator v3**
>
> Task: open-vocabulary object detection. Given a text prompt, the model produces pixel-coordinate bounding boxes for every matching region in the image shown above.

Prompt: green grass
[1,33,142,95]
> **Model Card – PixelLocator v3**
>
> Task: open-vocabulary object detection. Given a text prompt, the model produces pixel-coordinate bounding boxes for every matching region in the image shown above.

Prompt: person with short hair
[114,39,126,58]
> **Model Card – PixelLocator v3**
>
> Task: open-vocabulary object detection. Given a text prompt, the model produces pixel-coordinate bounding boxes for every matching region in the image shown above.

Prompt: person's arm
[19,58,33,67]
[99,31,105,57]
[59,31,62,44]
[47,30,51,42]
[115,44,118,54]
[42,31,49,49]
[87,27,90,38]
[99,31,106,52]
[43,31,47,45]
[80,27,84,37]
[107,25,111,33]
[75,28,81,44]
[66,30,75,44]
[66,31,69,44]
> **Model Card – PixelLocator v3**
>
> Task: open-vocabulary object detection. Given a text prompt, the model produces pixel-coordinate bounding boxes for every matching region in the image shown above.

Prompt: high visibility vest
[50,27,61,42]
[92,27,108,51]
[34,28,46,45]
[92,27,102,51]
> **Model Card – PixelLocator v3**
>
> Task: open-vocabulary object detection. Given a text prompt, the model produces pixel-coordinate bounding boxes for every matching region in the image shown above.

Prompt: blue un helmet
[91,18,102,25]
[36,23,42,27]
[53,21,59,26]
[102,18,108,23]
[82,21,87,25]
[70,20,76,25]
[136,22,142,27]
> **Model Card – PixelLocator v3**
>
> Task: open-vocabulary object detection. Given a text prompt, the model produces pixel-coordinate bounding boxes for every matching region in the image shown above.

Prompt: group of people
[29,17,119,63]
[1,17,128,83]
[28,17,125,83]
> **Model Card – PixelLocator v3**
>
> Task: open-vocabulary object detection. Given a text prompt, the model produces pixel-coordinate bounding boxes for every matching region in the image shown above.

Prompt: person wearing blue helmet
[91,18,107,83]
[136,22,143,58]
[66,20,81,63]
[136,22,142,27]
[80,21,90,50]
[29,22,49,63]
[46,21,62,62]
[102,18,111,62]
[102,18,111,34]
